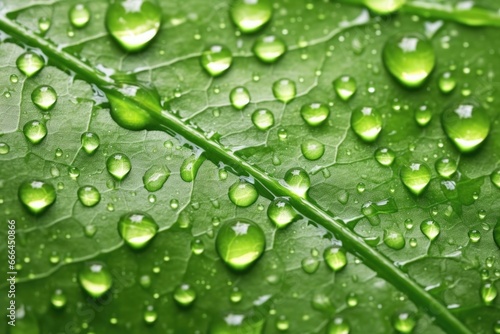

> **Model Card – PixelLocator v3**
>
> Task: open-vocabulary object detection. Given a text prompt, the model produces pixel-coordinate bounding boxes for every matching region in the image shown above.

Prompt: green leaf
[1,1,500,333]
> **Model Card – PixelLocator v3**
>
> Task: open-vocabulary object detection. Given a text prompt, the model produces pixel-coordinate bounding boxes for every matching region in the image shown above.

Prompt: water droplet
[494,221,500,249]
[215,218,265,271]
[174,284,196,306]
[180,154,205,182]
[16,52,44,77]
[438,72,456,94]
[106,153,131,181]
[10,74,18,83]
[79,262,112,298]
[18,180,56,214]
[481,281,497,305]
[300,102,330,127]
[230,0,272,33]
[346,292,358,307]
[143,305,157,324]
[77,186,101,207]
[400,162,431,195]
[393,312,416,333]
[253,35,286,63]
[267,198,297,228]
[51,289,67,309]
[200,45,232,76]
[191,239,205,255]
[415,105,432,126]
[468,229,481,243]
[228,180,258,207]
[435,157,457,179]
[301,257,320,274]
[382,33,435,88]
[301,139,325,161]
[327,317,350,334]
[351,107,382,142]
[442,102,490,153]
[272,79,296,103]
[143,165,170,192]
[31,85,57,111]
[252,109,274,131]
[324,247,347,272]
[420,220,440,241]
[0,142,9,155]
[81,132,100,154]
[23,120,47,144]
[384,229,405,250]
[491,169,500,188]
[230,87,250,110]
[276,316,289,331]
[284,167,310,197]
[38,17,51,33]
[374,147,395,166]
[230,288,243,303]
[333,75,357,101]
[363,0,405,14]
[106,0,161,52]
[69,4,90,28]
[118,212,158,249]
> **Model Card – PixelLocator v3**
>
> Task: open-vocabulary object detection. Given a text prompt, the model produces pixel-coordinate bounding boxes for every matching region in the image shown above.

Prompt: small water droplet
[23,120,47,144]
[77,186,101,207]
[79,262,113,298]
[180,154,205,182]
[272,79,296,103]
[468,229,481,243]
[420,220,440,241]
[374,147,395,166]
[351,107,382,142]
[438,72,456,94]
[230,0,272,33]
[491,169,500,189]
[327,317,350,334]
[69,4,91,28]
[230,87,250,110]
[300,102,330,127]
[324,246,347,272]
[191,239,205,255]
[143,305,157,324]
[81,132,100,154]
[200,45,232,76]
[174,284,196,306]
[276,315,289,331]
[252,109,274,131]
[400,162,431,195]
[301,139,325,161]
[415,104,432,126]
[267,198,298,228]
[284,167,310,198]
[18,180,56,214]
[435,157,457,179]
[143,165,170,192]
[51,289,67,309]
[118,212,158,249]
[333,75,357,101]
[16,52,44,77]
[301,257,320,274]
[215,218,265,270]
[230,287,243,303]
[393,312,417,333]
[363,0,405,14]
[228,180,258,207]
[253,35,286,63]
[32,85,57,111]
[38,17,51,33]
[10,74,18,83]
[384,229,405,250]
[481,281,498,305]
[106,153,132,181]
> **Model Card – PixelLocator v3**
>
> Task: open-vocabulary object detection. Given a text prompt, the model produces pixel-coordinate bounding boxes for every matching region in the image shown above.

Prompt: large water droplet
[77,186,101,207]
[253,35,286,63]
[324,247,347,272]
[69,4,90,28]
[216,218,265,271]
[16,52,44,77]
[435,157,457,179]
[327,317,350,334]
[441,102,490,153]
[300,102,330,127]
[393,312,416,333]
[230,87,250,110]
[481,281,498,305]
[252,109,274,131]
[173,284,196,306]
[374,147,395,166]
[363,0,405,14]
[31,85,57,111]
[272,79,296,103]
[384,229,405,250]
[118,212,159,249]
[333,75,357,101]
[301,139,325,161]
[18,180,56,214]
[382,33,435,88]
[106,153,131,181]
[351,107,382,142]
[230,0,272,33]
[81,132,100,154]
[267,198,297,228]
[79,262,113,298]
[200,45,232,76]
[400,162,431,195]
[284,167,310,198]
[420,219,440,241]
[23,120,47,144]
[143,165,170,192]
[105,0,161,52]
[228,180,258,207]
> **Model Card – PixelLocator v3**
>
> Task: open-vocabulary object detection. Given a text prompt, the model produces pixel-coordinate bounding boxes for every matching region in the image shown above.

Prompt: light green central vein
[0,15,472,334]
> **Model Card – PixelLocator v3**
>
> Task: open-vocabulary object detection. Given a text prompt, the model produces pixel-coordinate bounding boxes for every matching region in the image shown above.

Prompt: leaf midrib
[0,14,472,334]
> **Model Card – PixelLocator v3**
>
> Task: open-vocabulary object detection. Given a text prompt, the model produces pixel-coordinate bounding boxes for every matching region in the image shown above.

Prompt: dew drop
[363,0,405,14]
[384,229,405,250]
[267,198,298,228]
[468,229,481,243]
[300,102,330,127]
[18,180,56,214]
[200,45,232,76]
[81,132,100,154]
[143,165,170,192]
[272,79,296,103]
[228,180,258,207]
[143,305,157,324]
[393,312,417,333]
[118,212,158,249]
[400,162,431,195]
[435,157,457,179]
[191,239,205,255]
[230,288,243,303]
[382,33,435,88]
[492,221,500,249]
[253,35,286,63]
[420,220,440,241]
[374,147,395,166]
[301,139,325,161]
[38,17,51,33]
[77,186,101,207]
[252,109,274,131]
[327,317,349,334]
[441,102,490,153]
[174,284,196,306]
[230,87,250,110]
[351,107,382,142]
[23,120,47,144]
[324,246,347,272]
[105,0,161,52]
[51,289,67,309]
[438,72,456,94]
[301,257,320,274]
[0,142,9,155]
[276,316,289,331]
[16,52,44,77]
[78,262,112,298]
[230,0,272,33]
[481,281,498,305]
[491,169,500,189]
[31,85,57,111]
[180,154,205,182]
[333,75,357,101]
[69,4,90,28]
[106,153,131,181]
[215,218,265,271]
[415,104,432,126]
[10,74,18,83]
[284,167,310,198]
